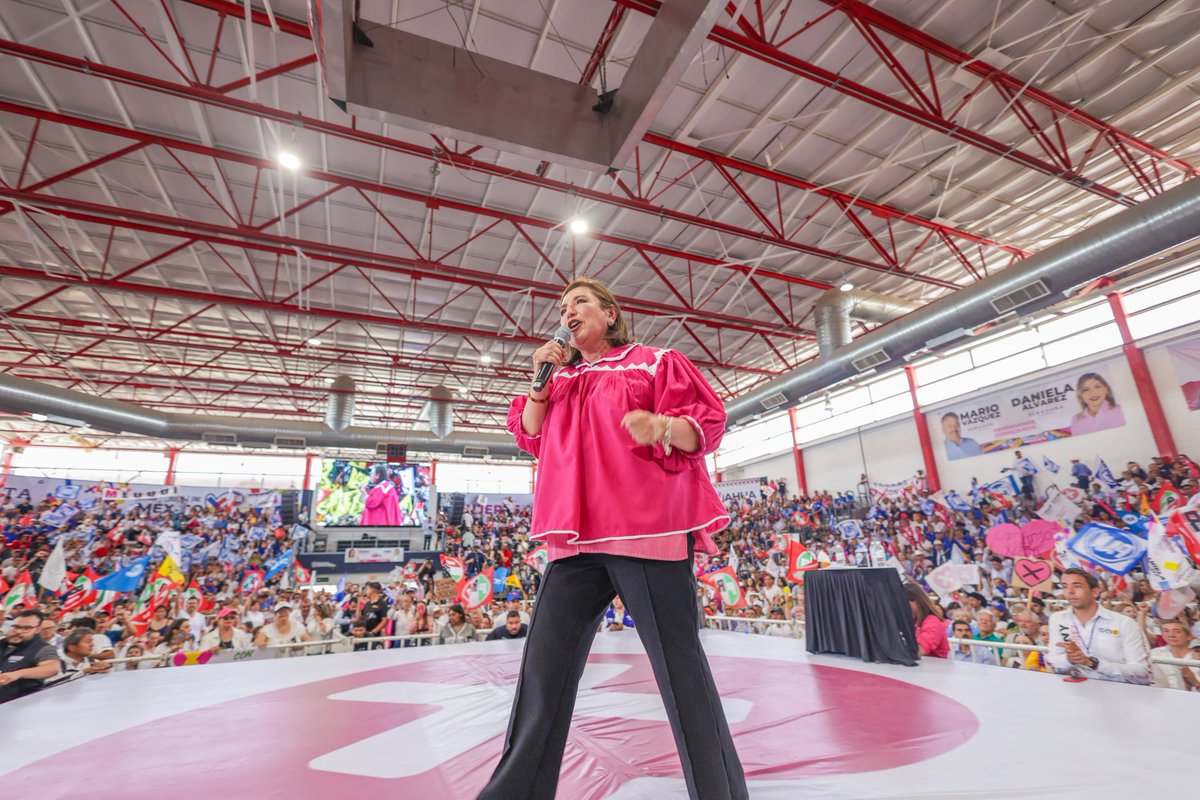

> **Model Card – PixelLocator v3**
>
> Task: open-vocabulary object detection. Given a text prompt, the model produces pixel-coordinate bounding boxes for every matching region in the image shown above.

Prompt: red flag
[1155,483,1185,514]
[455,568,494,611]
[698,566,746,610]
[60,567,101,612]
[786,540,818,582]
[1166,508,1200,563]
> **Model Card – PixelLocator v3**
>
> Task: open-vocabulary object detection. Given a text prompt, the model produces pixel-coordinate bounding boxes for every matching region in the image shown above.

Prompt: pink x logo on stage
[9,652,978,798]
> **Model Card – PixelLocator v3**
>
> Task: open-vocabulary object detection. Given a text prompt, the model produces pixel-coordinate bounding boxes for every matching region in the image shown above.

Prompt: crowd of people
[4,450,1200,703]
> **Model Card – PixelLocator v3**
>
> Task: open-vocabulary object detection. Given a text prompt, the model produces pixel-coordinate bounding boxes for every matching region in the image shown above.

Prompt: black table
[804,567,919,666]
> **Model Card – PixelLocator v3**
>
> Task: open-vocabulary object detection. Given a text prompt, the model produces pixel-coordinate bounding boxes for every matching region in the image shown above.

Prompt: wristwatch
[1088,656,1099,670]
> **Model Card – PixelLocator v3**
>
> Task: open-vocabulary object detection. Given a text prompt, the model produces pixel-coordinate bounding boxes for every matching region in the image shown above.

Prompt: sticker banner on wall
[929,362,1126,461]
[1167,335,1200,412]
[713,478,769,501]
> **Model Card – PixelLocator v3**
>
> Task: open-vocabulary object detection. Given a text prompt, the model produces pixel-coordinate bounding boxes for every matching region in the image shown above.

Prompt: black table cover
[804,567,919,666]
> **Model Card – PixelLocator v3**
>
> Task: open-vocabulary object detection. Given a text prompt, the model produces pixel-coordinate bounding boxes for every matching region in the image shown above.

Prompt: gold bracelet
[527,393,548,404]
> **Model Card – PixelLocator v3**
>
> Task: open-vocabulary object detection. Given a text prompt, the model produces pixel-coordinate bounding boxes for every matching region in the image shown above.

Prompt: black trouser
[477,547,748,800]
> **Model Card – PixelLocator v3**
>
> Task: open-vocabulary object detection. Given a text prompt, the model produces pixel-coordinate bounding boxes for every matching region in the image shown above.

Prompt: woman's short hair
[560,278,633,365]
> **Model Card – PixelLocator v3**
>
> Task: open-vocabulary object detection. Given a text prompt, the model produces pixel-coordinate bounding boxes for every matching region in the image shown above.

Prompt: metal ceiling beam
[618,0,1193,206]
[0,34,981,291]
[0,262,784,378]
[173,0,1019,284]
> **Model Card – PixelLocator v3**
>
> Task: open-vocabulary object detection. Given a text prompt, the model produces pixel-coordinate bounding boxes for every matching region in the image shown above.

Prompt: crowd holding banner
[4,446,1200,701]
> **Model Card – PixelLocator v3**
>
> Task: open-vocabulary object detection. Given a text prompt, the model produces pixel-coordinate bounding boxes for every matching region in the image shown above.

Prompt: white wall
[721,449,797,492]
[799,417,923,494]
[1146,335,1200,458]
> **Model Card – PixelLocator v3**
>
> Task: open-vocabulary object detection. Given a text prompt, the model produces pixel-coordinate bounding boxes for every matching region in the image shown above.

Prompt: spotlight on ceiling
[277,149,302,172]
[322,377,334,384]
[568,217,589,235]
[839,282,855,292]
[307,337,322,346]
[30,412,48,422]
[480,354,493,364]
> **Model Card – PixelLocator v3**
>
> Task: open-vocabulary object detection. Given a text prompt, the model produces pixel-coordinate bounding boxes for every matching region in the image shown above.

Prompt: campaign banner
[0,475,281,515]
[1167,336,1200,412]
[344,546,405,563]
[714,478,768,501]
[462,494,533,521]
[868,474,925,501]
[930,363,1125,460]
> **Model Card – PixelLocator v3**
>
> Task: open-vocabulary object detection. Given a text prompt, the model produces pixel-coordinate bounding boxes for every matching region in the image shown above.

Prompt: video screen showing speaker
[314,459,431,527]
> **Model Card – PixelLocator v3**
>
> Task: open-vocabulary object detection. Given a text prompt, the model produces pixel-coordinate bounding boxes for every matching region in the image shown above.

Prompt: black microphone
[531,326,572,393]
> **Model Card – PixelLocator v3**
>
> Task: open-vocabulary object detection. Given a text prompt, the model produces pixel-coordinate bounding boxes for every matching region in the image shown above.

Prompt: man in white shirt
[177,596,208,647]
[1150,619,1200,691]
[1046,569,1151,684]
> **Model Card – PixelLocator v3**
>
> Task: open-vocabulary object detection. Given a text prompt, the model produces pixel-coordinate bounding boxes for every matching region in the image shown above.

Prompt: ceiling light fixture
[480,354,493,364]
[30,412,48,422]
[568,217,589,235]
[307,337,322,346]
[839,281,855,292]
[277,149,302,172]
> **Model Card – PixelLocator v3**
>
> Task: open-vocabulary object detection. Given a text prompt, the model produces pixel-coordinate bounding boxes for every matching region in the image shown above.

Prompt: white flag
[38,538,69,593]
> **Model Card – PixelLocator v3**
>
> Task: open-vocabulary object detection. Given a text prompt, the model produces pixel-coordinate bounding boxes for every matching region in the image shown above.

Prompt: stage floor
[5,630,1196,799]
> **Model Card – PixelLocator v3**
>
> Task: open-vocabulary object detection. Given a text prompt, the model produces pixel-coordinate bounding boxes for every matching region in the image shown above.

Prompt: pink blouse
[508,343,728,562]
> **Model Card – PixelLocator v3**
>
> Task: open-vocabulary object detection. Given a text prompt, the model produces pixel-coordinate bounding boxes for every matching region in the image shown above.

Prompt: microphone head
[551,325,572,345]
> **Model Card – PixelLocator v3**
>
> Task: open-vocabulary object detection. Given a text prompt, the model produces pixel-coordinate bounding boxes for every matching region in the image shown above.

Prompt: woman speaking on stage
[477,278,748,800]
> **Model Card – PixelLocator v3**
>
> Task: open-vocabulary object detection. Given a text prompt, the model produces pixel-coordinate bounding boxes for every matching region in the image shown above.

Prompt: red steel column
[788,407,808,496]
[1107,291,1178,459]
[904,365,941,492]
[430,458,438,486]
[303,452,314,490]
[164,447,179,485]
[530,462,537,493]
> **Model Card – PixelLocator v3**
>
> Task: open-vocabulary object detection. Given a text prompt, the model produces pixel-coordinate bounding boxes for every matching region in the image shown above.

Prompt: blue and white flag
[247,526,267,540]
[180,533,203,551]
[919,498,936,516]
[1117,510,1152,535]
[836,519,864,539]
[865,506,882,521]
[52,481,82,502]
[985,478,1016,496]
[945,491,973,513]
[93,556,151,593]
[41,503,80,527]
[1068,523,1148,575]
[1042,456,1061,474]
[1017,457,1039,476]
[289,524,311,541]
[1094,459,1119,490]
[264,549,295,581]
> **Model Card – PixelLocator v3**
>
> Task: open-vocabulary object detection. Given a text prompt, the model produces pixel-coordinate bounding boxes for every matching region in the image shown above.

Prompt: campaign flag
[441,555,466,581]
[945,491,974,513]
[183,579,204,608]
[264,549,295,581]
[334,573,347,600]
[156,555,186,586]
[794,511,811,528]
[786,540,818,581]
[37,538,69,593]
[1165,508,1200,563]
[60,567,100,612]
[3,571,36,613]
[456,568,494,611]
[1154,483,1185,514]
[292,561,312,584]
[1118,510,1152,535]
[1017,457,1039,476]
[1042,456,1061,474]
[1094,459,1119,490]
[698,566,747,610]
[985,479,1014,497]
[919,498,936,516]
[1144,522,1196,590]
[247,526,267,541]
[93,556,151,593]
[523,545,548,575]
[1068,523,1148,575]
[864,506,882,521]
[40,502,80,528]
[836,519,864,540]
[154,530,183,565]
[239,570,265,594]
[289,524,311,541]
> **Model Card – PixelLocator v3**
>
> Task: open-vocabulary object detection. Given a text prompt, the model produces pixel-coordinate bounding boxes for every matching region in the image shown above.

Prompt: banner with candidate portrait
[929,362,1126,461]
[1167,335,1200,412]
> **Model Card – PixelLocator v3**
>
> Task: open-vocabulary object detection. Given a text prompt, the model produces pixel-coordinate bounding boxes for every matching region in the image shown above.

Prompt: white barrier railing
[102,633,439,668]
[947,636,1197,667]
[704,615,804,638]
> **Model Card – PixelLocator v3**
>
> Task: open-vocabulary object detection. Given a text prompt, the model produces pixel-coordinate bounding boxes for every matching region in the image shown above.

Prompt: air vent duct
[758,392,788,411]
[851,349,890,373]
[273,436,307,450]
[989,280,1050,315]
[724,175,1200,428]
[424,385,454,439]
[202,432,238,446]
[462,445,490,458]
[325,374,356,431]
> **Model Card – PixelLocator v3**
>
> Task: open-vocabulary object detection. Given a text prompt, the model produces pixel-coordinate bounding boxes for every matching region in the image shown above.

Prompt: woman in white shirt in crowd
[253,604,310,656]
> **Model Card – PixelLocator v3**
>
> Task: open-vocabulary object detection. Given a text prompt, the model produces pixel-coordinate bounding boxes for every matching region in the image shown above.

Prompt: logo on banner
[4,651,979,797]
